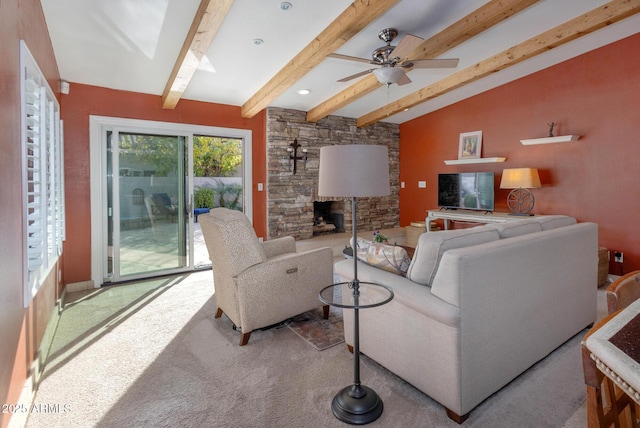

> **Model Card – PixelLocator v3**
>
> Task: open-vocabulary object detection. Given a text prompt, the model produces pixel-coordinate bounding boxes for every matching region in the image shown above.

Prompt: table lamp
[318,144,391,424]
[500,168,541,215]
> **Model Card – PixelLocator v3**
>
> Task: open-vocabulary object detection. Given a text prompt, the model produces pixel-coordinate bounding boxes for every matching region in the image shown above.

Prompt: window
[21,40,65,307]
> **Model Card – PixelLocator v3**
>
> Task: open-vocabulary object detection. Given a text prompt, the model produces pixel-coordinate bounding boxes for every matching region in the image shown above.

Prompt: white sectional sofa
[333,215,598,423]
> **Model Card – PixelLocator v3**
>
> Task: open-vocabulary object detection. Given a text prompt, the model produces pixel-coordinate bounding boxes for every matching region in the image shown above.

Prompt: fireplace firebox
[313,200,344,235]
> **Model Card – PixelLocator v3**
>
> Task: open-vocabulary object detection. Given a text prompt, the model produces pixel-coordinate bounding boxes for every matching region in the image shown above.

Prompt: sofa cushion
[353,238,411,275]
[486,219,542,239]
[406,227,500,286]
[536,215,577,230]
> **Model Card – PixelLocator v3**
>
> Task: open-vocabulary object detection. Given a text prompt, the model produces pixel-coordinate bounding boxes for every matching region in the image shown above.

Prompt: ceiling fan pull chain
[386,84,390,116]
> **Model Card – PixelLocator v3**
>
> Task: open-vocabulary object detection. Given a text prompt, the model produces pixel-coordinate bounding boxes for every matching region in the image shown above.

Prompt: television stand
[426,209,534,232]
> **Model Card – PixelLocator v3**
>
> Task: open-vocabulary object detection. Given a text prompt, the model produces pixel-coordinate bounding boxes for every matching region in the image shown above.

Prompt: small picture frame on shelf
[458,131,482,160]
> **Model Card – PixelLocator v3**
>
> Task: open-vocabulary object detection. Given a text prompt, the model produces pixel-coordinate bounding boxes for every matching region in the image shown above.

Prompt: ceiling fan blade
[396,73,412,86]
[337,68,374,82]
[389,34,423,62]
[402,58,460,69]
[327,53,372,64]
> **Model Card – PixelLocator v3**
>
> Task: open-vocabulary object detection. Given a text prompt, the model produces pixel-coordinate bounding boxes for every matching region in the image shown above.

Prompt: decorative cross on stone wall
[288,139,307,174]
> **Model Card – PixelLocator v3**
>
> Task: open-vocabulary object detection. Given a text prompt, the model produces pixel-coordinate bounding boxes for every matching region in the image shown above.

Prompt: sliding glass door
[89,116,253,287]
[107,131,188,281]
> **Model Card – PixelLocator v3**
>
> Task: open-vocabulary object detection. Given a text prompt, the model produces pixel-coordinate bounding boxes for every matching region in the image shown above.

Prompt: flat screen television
[437,172,495,211]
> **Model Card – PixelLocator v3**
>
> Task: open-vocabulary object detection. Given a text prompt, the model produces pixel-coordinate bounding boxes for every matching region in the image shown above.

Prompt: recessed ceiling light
[280,2,293,11]
[253,38,264,46]
[297,89,310,95]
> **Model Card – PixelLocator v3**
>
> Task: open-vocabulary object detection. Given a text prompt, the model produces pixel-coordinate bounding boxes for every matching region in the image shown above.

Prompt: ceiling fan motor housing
[372,45,398,64]
[373,28,400,65]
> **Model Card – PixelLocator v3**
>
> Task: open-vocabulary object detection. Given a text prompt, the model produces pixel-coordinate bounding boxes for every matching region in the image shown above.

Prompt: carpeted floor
[26,270,606,427]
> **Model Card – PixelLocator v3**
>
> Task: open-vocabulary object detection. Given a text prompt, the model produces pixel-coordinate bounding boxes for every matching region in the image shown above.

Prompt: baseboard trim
[7,284,69,428]
[65,280,96,294]
[6,374,35,428]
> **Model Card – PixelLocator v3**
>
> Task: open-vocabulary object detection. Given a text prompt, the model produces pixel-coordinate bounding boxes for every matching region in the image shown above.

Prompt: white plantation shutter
[56,118,65,254]
[21,40,65,306]
[46,99,55,261]
[25,80,45,273]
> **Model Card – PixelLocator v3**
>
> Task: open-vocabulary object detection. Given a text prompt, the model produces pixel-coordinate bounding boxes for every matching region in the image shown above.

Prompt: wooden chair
[607,271,640,314]
[582,270,640,428]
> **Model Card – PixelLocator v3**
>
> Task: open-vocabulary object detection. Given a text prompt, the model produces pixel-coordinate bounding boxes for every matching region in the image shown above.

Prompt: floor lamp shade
[318,145,390,198]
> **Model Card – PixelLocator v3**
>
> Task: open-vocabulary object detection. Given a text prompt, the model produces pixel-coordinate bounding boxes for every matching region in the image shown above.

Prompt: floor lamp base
[331,384,383,425]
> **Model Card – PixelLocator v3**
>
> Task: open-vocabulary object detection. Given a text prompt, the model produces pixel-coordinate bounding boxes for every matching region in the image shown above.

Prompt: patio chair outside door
[107,131,189,281]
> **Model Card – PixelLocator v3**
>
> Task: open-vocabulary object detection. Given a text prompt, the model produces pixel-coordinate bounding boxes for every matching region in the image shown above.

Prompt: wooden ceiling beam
[162,0,234,109]
[240,0,399,119]
[306,0,542,123]
[357,0,640,127]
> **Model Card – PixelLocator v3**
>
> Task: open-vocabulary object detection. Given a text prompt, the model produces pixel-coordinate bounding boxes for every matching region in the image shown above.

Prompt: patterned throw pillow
[353,238,411,276]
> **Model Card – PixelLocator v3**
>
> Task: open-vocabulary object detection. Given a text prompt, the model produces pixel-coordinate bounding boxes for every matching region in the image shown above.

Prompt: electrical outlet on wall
[614,251,623,263]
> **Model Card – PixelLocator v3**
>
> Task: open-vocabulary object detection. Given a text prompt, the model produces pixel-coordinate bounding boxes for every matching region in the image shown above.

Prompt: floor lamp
[318,144,391,424]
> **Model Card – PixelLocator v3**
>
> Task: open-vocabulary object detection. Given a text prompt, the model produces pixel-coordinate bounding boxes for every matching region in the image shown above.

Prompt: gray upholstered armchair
[200,208,333,346]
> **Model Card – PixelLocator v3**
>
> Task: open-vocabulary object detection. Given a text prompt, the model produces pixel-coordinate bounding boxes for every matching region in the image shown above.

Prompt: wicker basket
[598,247,609,287]
[405,223,426,248]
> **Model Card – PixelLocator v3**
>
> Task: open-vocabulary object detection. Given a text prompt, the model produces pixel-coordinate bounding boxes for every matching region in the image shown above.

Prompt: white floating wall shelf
[520,135,580,145]
[444,157,506,165]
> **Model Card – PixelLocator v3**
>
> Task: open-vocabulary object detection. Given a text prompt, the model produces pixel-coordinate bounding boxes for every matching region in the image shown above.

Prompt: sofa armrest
[261,236,296,258]
[334,259,460,327]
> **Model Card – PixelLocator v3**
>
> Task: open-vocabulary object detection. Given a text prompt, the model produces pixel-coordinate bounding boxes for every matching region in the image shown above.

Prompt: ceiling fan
[329,28,459,86]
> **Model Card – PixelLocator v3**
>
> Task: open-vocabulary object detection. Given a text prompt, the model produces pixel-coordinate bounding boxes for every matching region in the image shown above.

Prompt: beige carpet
[26,270,605,427]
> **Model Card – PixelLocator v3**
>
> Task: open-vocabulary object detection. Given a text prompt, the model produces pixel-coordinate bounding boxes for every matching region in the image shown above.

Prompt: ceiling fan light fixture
[373,67,405,85]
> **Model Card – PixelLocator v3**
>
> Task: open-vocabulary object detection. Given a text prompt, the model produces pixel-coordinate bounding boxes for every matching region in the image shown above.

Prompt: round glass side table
[319,281,394,425]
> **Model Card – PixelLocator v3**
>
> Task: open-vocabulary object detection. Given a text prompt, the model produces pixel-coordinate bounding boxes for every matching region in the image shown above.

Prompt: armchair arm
[235,246,333,332]
[261,236,296,258]
[606,270,640,314]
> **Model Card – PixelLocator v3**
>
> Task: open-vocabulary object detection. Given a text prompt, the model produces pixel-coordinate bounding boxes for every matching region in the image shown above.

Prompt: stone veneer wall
[267,107,399,240]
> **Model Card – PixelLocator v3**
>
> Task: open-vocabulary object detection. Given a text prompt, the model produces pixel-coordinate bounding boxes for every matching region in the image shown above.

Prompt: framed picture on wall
[458,131,482,160]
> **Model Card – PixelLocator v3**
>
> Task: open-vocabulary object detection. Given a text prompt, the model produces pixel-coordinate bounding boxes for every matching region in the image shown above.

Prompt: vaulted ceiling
[41,0,640,126]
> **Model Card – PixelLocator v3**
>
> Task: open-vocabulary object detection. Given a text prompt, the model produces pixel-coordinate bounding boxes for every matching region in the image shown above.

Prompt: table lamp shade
[500,168,541,189]
[318,145,390,197]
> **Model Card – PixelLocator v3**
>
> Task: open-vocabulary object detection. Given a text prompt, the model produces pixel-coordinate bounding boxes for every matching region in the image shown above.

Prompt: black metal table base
[331,383,383,425]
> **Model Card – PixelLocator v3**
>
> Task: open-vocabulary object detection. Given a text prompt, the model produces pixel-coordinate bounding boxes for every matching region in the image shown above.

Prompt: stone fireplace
[266,107,400,240]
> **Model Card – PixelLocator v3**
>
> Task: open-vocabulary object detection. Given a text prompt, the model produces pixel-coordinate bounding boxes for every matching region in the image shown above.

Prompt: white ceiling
[41,0,640,124]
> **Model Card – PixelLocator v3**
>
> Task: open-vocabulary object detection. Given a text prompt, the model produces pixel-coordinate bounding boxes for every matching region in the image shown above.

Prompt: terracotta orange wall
[400,32,640,274]
[0,1,62,427]
[61,85,267,284]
